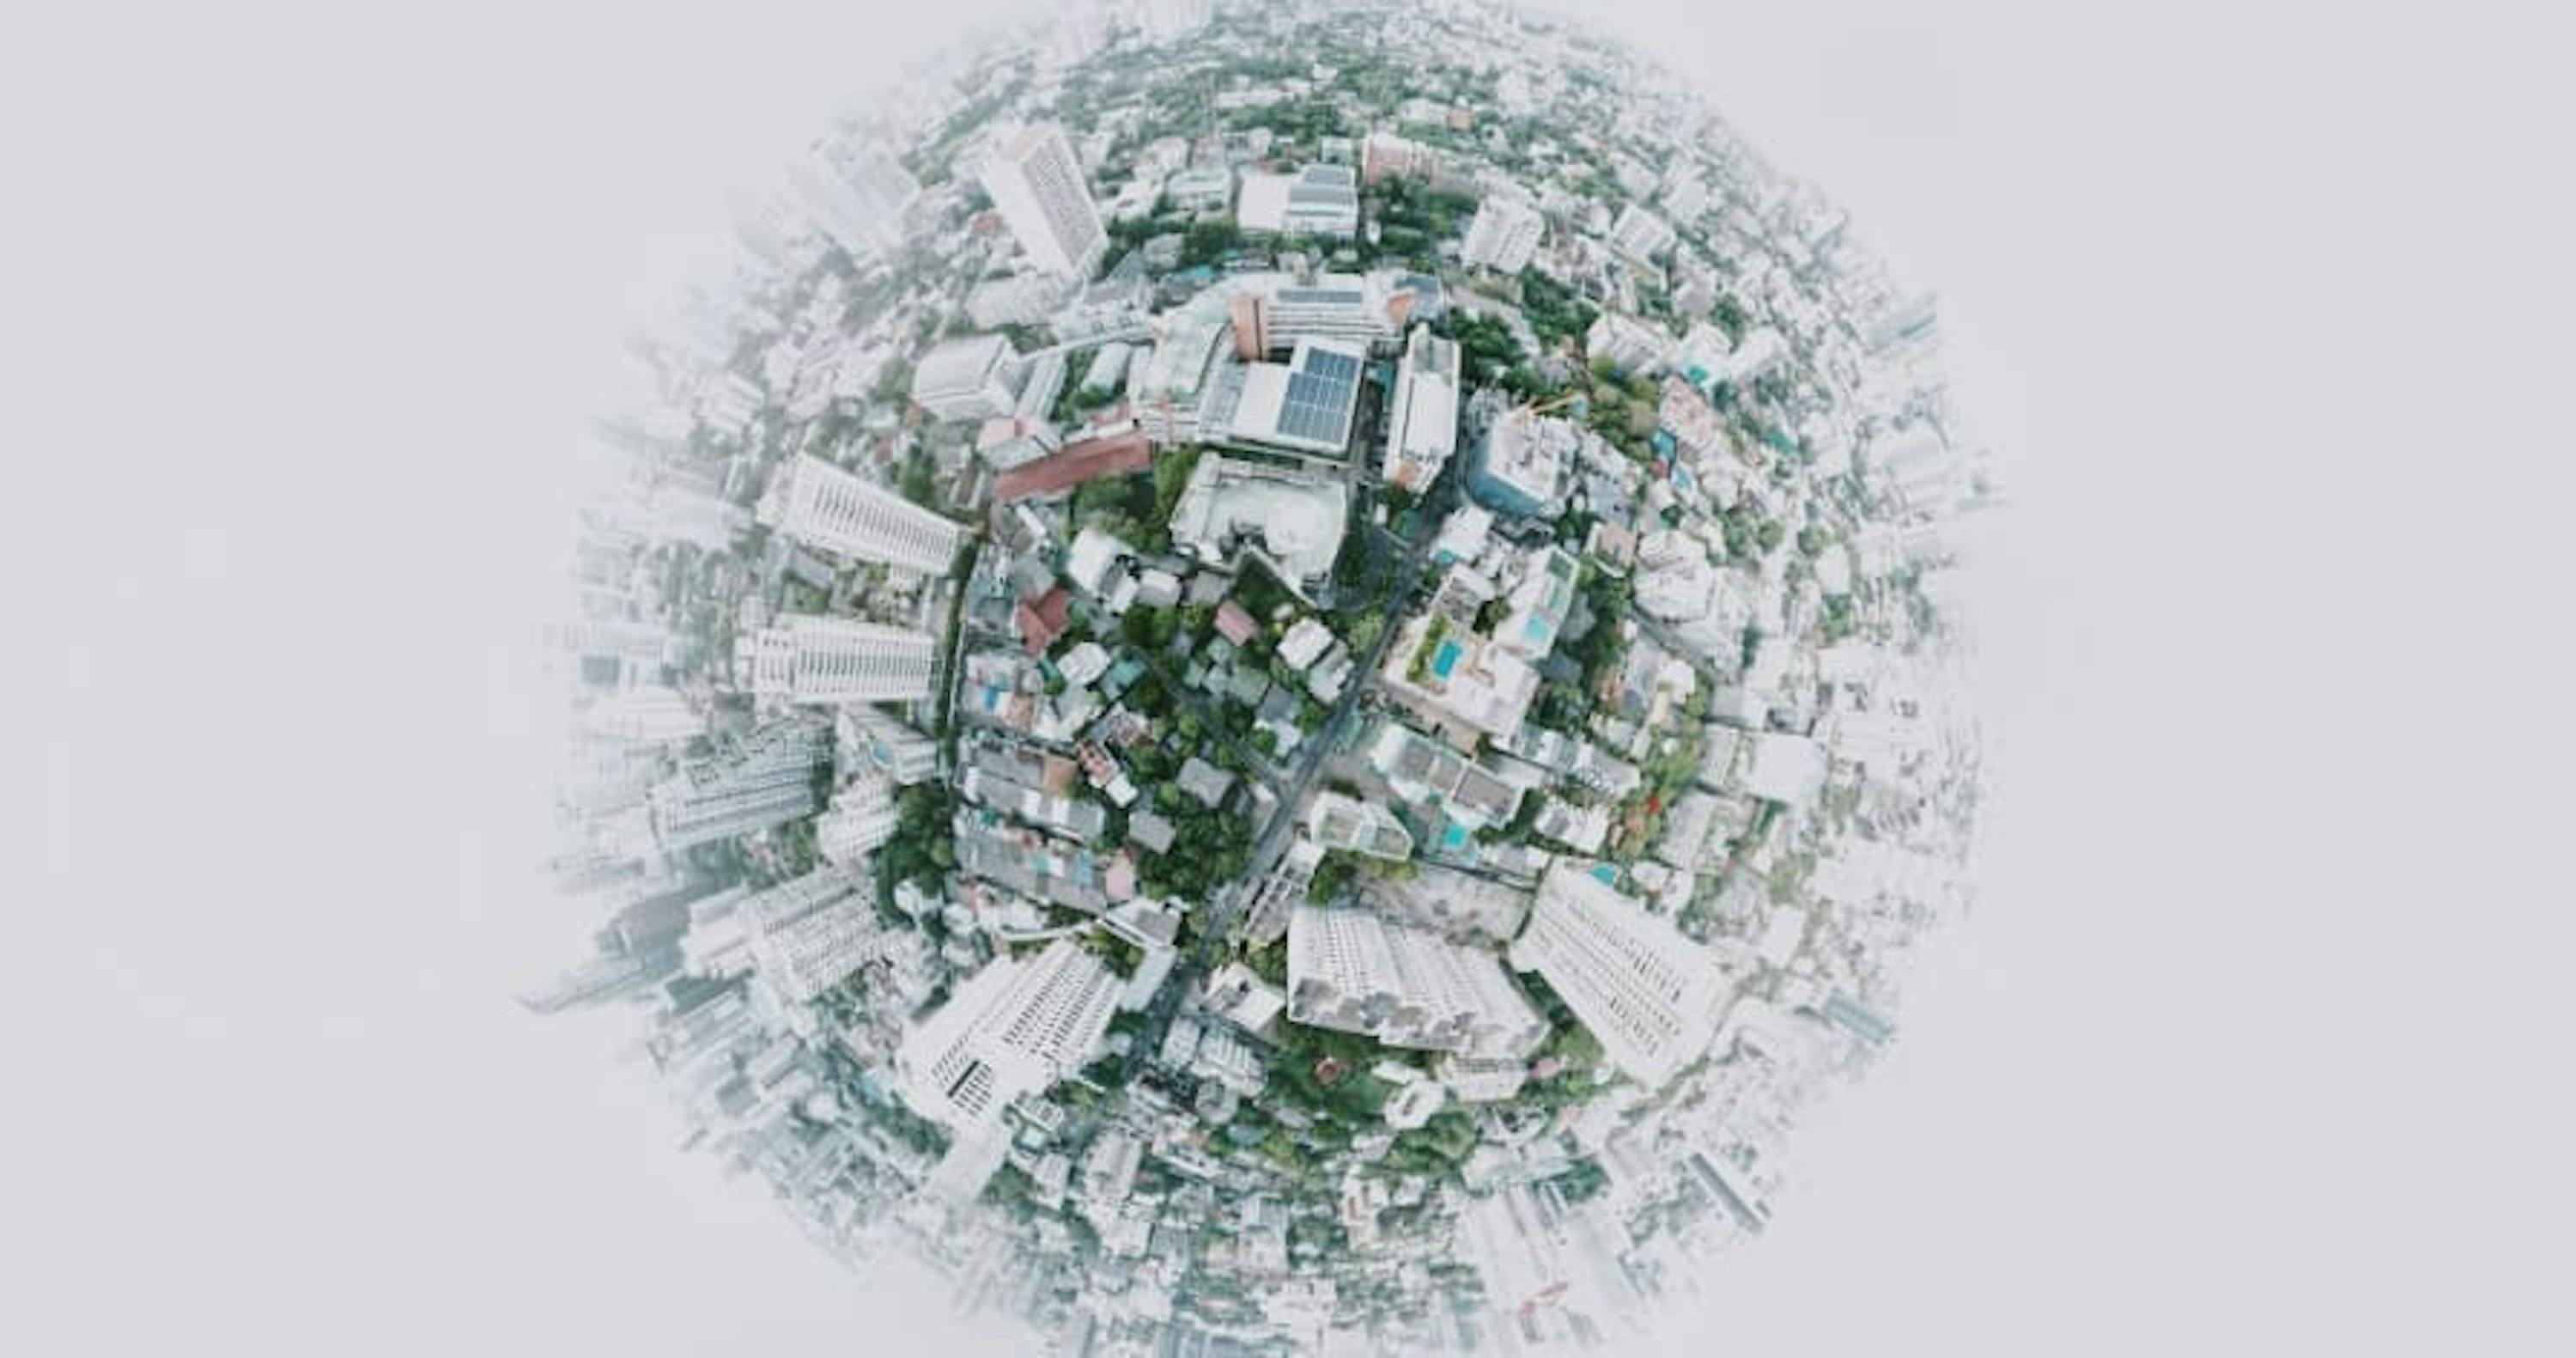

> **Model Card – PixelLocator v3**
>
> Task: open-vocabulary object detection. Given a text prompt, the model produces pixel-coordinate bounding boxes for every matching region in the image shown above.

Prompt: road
[1118,445,1467,1081]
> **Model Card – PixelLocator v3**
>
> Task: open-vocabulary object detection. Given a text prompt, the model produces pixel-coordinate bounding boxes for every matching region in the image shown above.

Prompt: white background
[3,2,2569,1354]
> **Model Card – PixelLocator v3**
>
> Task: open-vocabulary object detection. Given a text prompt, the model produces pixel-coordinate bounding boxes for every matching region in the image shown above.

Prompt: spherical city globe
[535,3,1989,1353]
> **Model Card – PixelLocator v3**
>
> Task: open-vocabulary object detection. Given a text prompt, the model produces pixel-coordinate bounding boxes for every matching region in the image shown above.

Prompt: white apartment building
[1133,285,1236,443]
[896,939,1121,1132]
[1608,203,1678,264]
[577,685,705,745]
[816,770,898,866]
[1305,791,1416,861]
[1380,609,1541,746]
[756,453,964,575]
[1510,863,1734,1087]
[1461,193,1545,275]
[839,708,942,784]
[1287,904,1546,1057]
[966,271,1073,330]
[978,121,1108,280]
[909,332,1026,423]
[741,615,938,705]
[647,720,831,855]
[744,868,894,1003]
[1467,406,1581,519]
[1437,1051,1530,1104]
[1382,322,1461,493]
[1586,310,1675,376]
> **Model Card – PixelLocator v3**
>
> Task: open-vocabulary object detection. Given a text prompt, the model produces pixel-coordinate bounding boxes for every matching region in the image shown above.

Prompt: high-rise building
[816,770,898,866]
[755,453,964,575]
[1585,310,1675,376]
[681,868,890,1003]
[1461,193,1545,275]
[1510,863,1734,1086]
[1379,608,1542,746]
[1133,284,1236,444]
[1287,905,1546,1057]
[1382,322,1461,493]
[840,708,943,785]
[577,685,705,746]
[740,615,939,705]
[978,122,1108,280]
[1360,129,1439,186]
[908,333,1028,423]
[647,719,831,855]
[1607,202,1678,264]
[895,939,1121,1132]
[789,131,921,259]
[742,868,891,1002]
[551,581,671,691]
[1467,405,1581,519]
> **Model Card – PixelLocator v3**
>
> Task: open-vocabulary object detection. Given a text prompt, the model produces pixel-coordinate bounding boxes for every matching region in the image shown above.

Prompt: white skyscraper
[577,685,705,746]
[1586,311,1676,377]
[977,122,1108,280]
[647,720,831,855]
[755,454,964,575]
[816,770,898,866]
[839,708,943,785]
[1288,905,1546,1057]
[744,869,890,1003]
[908,333,1027,423]
[1607,202,1678,264]
[1461,193,1546,275]
[741,615,938,705]
[896,939,1122,1132]
[683,868,891,1003]
[789,131,921,259]
[1510,864,1735,1086]
[1382,322,1462,493]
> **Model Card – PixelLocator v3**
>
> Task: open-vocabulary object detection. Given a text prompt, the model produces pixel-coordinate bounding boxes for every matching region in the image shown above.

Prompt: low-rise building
[1236,163,1360,238]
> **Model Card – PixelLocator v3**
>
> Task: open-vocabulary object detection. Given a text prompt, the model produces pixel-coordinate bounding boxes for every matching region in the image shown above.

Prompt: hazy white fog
[3,2,2567,1354]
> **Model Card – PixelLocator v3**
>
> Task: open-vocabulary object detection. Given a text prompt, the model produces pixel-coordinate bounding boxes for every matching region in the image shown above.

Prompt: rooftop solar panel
[1299,348,1363,382]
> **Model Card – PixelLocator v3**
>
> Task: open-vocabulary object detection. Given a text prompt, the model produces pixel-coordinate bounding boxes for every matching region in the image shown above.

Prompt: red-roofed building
[1017,588,1073,655]
[992,429,1154,504]
[1214,600,1260,646]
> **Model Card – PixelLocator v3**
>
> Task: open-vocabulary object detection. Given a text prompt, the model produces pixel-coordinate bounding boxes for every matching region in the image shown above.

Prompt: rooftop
[993,429,1154,504]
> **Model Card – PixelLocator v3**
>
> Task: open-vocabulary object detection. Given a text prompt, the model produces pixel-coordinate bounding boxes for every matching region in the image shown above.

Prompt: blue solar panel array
[1276,348,1362,447]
